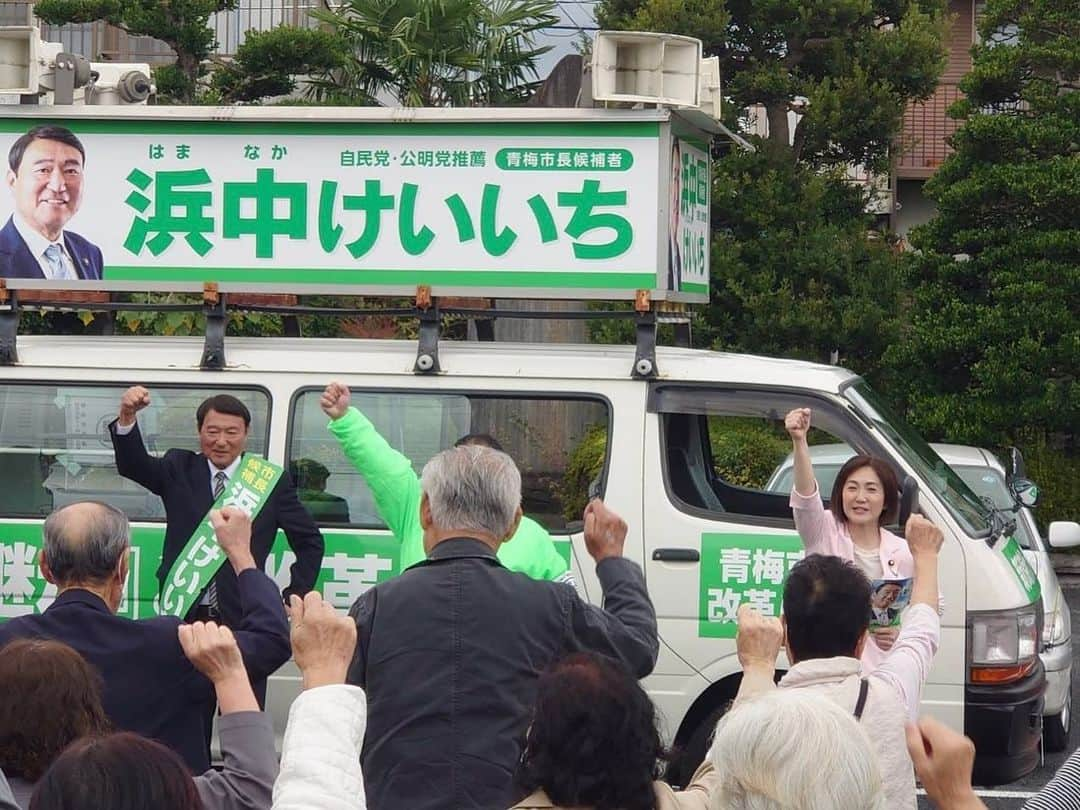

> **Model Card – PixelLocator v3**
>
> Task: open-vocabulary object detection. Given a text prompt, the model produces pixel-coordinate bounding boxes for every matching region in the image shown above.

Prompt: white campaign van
[0,334,1047,785]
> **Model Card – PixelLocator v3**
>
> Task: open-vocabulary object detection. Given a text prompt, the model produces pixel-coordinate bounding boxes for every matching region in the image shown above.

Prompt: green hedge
[559,423,608,521]
[707,418,792,490]
[1014,432,1079,536]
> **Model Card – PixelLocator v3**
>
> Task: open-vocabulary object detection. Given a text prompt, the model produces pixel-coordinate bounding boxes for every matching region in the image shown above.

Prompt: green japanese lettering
[222,168,307,259]
[124,168,214,257]
[342,179,395,259]
[398,183,435,256]
[558,179,633,260]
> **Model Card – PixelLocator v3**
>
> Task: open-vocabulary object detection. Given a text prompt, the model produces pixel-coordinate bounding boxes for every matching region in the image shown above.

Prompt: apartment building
[893,0,977,240]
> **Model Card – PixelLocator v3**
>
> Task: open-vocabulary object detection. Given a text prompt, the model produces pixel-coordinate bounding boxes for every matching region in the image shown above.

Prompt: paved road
[918,578,1080,809]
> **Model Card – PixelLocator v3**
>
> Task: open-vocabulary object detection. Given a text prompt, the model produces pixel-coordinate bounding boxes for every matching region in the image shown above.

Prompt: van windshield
[949,465,1042,551]
[844,382,991,536]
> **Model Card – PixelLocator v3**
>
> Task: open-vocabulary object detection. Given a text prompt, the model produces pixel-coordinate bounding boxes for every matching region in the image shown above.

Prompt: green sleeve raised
[327,407,424,561]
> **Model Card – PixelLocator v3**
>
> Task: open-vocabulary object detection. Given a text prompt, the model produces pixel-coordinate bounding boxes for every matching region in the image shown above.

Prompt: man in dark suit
[348,445,658,810]
[109,386,325,630]
[0,501,290,773]
[1,125,103,280]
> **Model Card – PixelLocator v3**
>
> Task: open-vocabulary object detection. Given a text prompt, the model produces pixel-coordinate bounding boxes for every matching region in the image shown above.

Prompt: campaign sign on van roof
[0,108,709,302]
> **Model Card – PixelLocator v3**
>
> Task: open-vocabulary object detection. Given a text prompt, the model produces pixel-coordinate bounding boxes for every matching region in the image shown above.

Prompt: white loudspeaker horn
[0,26,40,95]
[698,56,721,119]
[88,63,155,105]
[591,31,703,108]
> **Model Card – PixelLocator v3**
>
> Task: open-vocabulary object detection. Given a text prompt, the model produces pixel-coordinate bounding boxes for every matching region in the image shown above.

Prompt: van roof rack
[0,282,691,379]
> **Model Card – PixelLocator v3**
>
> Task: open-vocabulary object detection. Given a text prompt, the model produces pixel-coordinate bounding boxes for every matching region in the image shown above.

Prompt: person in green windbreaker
[319,382,574,584]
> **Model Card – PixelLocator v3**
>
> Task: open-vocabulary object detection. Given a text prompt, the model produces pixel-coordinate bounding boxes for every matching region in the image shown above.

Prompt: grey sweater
[5,711,277,810]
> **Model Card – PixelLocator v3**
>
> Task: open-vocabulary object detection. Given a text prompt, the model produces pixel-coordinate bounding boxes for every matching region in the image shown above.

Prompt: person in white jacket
[273,592,366,810]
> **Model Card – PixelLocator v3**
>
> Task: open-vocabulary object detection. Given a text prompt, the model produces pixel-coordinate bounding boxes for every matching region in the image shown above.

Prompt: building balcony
[895,82,964,180]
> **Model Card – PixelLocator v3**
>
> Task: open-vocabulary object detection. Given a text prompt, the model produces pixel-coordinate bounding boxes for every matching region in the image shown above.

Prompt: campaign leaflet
[868,577,913,629]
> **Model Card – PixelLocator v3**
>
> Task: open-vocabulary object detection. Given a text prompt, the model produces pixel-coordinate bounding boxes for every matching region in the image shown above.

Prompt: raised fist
[583,499,628,563]
[118,386,151,426]
[784,408,811,442]
[320,382,351,420]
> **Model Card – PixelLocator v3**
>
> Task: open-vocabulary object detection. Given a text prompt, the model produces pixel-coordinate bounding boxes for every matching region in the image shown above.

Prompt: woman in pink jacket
[784,407,911,671]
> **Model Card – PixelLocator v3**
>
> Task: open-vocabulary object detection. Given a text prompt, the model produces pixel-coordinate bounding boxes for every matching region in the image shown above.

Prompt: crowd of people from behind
[0,391,1078,810]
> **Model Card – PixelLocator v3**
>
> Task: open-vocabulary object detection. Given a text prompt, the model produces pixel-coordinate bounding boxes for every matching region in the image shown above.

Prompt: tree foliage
[208,26,351,104]
[34,0,237,102]
[589,0,945,377]
[702,149,903,377]
[299,0,559,106]
[885,0,1078,500]
[597,0,947,172]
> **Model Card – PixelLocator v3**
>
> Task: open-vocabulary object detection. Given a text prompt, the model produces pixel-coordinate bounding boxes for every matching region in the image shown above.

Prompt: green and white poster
[0,521,403,620]
[0,109,709,301]
[698,532,805,638]
[666,137,710,295]
[1001,536,1041,604]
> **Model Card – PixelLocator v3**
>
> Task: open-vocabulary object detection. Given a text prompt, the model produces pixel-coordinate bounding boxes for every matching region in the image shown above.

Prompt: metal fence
[1,0,325,65]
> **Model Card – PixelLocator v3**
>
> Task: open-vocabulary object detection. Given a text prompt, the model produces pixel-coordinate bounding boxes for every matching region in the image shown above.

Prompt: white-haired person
[709,688,887,810]
[345,444,660,810]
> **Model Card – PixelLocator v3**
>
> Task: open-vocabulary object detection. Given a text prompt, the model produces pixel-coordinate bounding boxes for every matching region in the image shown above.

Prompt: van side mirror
[1008,446,1026,481]
[897,475,919,528]
[1010,478,1040,509]
[1048,521,1080,549]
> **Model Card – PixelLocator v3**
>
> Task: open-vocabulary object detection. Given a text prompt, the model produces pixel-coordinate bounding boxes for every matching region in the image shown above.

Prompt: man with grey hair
[0,501,290,774]
[347,444,659,810]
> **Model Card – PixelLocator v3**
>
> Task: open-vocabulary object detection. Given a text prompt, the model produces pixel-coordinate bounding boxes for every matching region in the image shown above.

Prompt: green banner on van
[0,521,566,621]
[698,532,805,639]
[1001,536,1041,604]
[0,109,710,302]
[160,455,282,618]
[0,522,165,621]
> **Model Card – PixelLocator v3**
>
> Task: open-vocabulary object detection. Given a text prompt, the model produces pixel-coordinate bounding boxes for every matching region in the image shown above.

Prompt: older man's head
[40,501,131,613]
[419,445,523,553]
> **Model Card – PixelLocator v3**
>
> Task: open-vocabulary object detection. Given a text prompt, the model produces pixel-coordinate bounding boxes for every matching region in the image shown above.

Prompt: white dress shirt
[11,213,77,280]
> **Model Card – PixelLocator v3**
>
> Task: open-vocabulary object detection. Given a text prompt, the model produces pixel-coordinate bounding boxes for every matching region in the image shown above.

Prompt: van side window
[654,388,873,524]
[0,384,270,520]
[288,390,609,532]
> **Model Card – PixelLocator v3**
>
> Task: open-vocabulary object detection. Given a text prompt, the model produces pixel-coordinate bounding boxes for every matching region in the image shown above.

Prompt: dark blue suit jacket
[0,570,290,774]
[0,215,104,279]
[109,420,325,629]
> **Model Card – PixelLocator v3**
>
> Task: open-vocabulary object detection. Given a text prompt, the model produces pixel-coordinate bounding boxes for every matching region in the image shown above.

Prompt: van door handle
[652,548,700,562]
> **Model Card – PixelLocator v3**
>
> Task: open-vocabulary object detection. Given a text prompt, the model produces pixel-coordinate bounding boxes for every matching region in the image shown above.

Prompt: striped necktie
[206,470,228,615]
[43,243,74,281]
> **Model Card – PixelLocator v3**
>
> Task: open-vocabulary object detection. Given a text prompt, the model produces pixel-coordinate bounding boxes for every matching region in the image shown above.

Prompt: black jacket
[348,537,659,810]
[0,570,290,773]
[109,419,324,627]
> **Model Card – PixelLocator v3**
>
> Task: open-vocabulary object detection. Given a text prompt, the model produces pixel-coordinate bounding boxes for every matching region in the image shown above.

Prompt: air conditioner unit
[0,26,40,94]
[591,31,703,108]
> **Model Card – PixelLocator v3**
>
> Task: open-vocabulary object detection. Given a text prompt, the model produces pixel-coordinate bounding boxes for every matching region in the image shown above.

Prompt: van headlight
[968,606,1040,684]
[1043,606,1070,648]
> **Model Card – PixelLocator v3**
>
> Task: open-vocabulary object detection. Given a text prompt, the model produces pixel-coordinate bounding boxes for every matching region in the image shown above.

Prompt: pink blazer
[789,485,914,672]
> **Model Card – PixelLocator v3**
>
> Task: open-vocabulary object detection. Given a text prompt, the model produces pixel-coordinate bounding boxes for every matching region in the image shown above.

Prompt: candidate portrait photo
[1,125,104,280]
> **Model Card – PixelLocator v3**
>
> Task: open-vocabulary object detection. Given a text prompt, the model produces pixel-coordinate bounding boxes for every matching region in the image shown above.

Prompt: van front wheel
[665,705,728,789]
